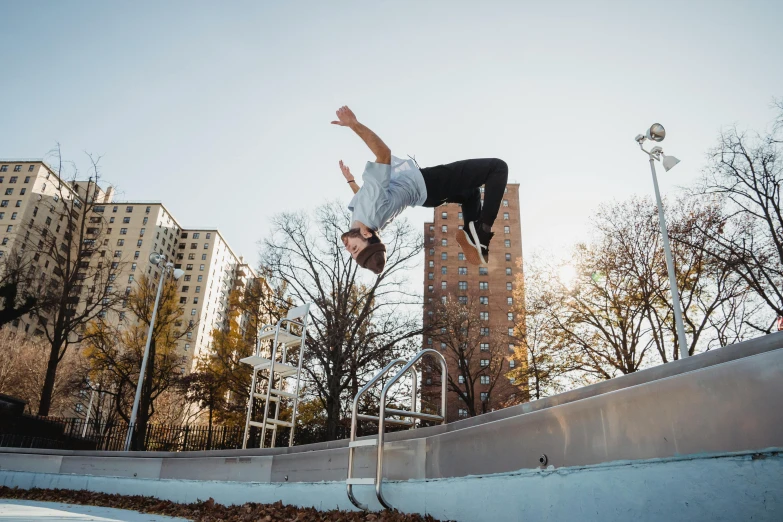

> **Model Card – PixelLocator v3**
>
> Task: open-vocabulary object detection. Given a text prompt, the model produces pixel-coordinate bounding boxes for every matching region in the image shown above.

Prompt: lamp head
[662,154,680,172]
[645,123,666,142]
[172,269,185,280]
[149,252,164,266]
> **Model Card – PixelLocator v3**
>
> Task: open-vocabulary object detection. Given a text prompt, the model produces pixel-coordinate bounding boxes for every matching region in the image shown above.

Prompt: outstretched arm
[340,160,360,194]
[331,106,391,164]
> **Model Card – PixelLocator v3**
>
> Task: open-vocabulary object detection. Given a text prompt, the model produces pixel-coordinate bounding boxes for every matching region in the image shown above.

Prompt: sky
[1,0,781,277]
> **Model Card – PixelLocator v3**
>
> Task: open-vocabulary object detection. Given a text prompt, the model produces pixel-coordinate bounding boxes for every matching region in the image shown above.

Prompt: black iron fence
[0,415,351,452]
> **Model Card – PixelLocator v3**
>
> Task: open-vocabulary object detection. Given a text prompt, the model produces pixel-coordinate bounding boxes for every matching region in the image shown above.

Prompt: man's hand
[339,160,353,181]
[331,106,358,127]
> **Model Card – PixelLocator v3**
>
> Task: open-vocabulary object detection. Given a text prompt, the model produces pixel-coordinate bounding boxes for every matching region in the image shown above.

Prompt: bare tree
[30,147,123,415]
[688,103,783,332]
[0,252,39,327]
[429,294,520,416]
[259,202,423,440]
[0,329,84,415]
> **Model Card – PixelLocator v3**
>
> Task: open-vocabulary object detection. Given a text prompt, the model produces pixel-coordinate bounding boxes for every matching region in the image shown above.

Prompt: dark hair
[341,228,381,244]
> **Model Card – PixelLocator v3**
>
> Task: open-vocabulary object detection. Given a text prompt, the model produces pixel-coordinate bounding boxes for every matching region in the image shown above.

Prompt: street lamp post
[636,123,688,358]
[123,253,185,451]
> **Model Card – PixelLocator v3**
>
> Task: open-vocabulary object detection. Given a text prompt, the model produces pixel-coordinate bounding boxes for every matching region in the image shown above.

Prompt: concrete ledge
[2,449,781,521]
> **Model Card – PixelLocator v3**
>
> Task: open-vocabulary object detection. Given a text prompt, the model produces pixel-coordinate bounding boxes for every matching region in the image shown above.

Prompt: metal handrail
[346,348,448,511]
[346,358,417,511]
[376,349,447,510]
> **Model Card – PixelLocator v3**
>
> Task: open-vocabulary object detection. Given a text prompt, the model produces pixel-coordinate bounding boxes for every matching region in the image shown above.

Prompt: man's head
[341,228,386,274]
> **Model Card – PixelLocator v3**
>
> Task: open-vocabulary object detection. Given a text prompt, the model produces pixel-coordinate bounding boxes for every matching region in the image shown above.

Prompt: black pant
[420,158,508,228]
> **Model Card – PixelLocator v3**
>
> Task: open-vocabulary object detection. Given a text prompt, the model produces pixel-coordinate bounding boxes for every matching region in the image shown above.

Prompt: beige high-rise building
[0,159,258,378]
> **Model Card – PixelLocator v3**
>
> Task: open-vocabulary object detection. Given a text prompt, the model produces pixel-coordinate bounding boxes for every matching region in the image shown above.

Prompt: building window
[505,253,512,261]
[458,252,464,261]
[13,166,21,173]
[117,239,124,246]
[508,327,514,336]
[112,206,118,213]
[458,212,463,221]
[195,286,201,293]
[188,253,195,260]
[479,282,488,290]
[186,264,193,270]
[504,226,510,234]
[146,206,151,213]
[441,266,447,275]
[506,268,512,276]
[503,212,509,220]
[428,260,434,268]
[429,248,434,256]
[480,312,489,321]
[0,201,7,208]
[4,189,12,195]
[128,275,134,283]
[114,250,122,258]
[428,272,434,280]
[6,225,11,232]
[441,212,447,219]
[509,344,515,353]
[507,297,513,306]
[428,285,433,293]
[458,296,467,304]
[458,375,465,384]
[201,254,207,260]
[503,200,509,207]
[441,225,447,233]
[480,392,489,402]
[206,233,211,239]
[10,212,16,220]
[126,206,133,213]
[193,233,200,239]
[480,343,489,351]
[143,217,148,225]
[14,200,20,207]
[199,264,205,271]
[480,359,489,367]
[458,408,468,418]
[506,282,512,291]
[441,281,447,290]
[193,297,199,304]
[441,239,447,246]
[480,375,490,385]
[479,267,488,275]
[505,239,511,247]
[203,243,209,249]
[0,166,6,172]
[458,281,468,291]
[508,312,514,321]
[120,228,127,235]
[191,309,197,316]
[184,275,191,281]
[137,240,143,247]
[480,296,488,305]
[441,252,447,260]
[509,360,516,369]
[458,267,467,275]
[480,327,489,336]
[197,275,202,282]
[180,297,187,304]
[429,225,434,232]
[182,286,189,292]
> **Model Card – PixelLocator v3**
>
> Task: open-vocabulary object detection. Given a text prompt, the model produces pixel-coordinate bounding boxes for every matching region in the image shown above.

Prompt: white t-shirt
[347,155,427,231]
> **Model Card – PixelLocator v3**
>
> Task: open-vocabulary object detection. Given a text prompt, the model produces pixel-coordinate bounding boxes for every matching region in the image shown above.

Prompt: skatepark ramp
[2,333,782,521]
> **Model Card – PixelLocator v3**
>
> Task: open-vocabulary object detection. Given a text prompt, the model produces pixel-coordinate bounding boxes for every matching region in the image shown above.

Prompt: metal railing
[346,349,448,511]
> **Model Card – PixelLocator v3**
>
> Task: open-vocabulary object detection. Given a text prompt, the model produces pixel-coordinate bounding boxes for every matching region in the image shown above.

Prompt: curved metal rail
[346,349,448,510]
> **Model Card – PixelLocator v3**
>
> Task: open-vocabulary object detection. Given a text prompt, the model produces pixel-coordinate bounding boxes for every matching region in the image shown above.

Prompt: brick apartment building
[421,183,525,421]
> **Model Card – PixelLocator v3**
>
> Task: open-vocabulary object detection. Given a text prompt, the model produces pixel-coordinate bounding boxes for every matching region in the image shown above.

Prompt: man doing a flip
[334,105,508,274]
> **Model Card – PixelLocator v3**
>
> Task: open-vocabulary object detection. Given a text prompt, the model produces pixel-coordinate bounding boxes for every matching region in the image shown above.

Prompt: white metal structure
[346,348,448,510]
[241,303,310,448]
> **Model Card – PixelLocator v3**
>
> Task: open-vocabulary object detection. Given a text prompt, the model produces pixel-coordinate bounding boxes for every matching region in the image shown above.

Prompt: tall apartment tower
[421,183,525,421]
[0,159,258,378]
